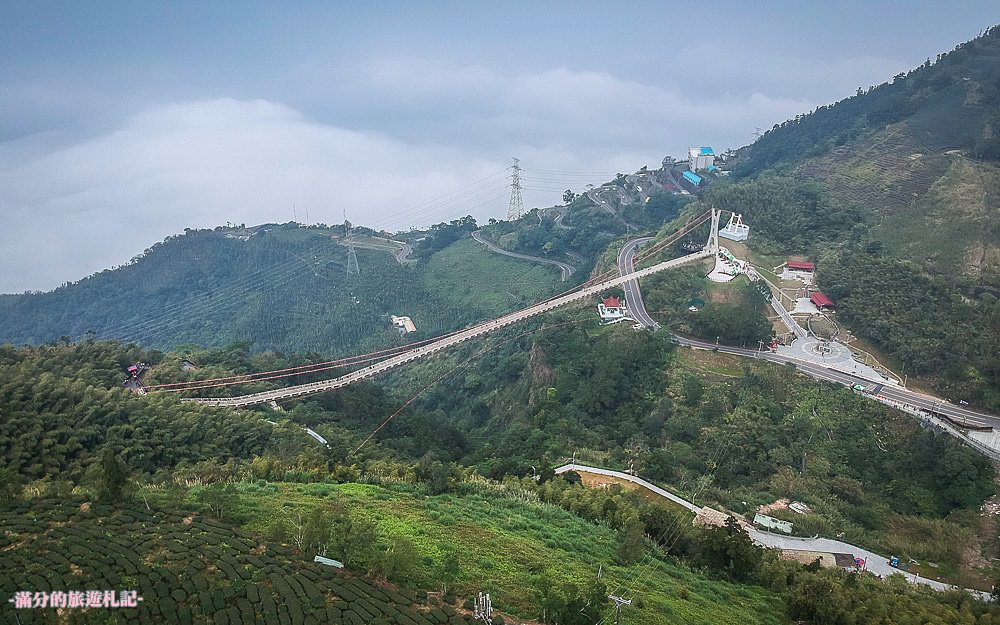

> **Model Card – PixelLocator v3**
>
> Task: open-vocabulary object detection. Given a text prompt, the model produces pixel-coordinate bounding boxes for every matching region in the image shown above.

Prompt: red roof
[787,260,815,270]
[603,297,622,308]
[810,292,834,308]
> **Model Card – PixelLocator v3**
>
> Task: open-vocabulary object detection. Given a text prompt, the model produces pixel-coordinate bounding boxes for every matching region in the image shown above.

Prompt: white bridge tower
[720,212,750,242]
[706,208,721,253]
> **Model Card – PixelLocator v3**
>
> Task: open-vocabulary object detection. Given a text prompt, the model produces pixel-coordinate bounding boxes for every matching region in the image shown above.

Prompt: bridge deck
[187,249,712,407]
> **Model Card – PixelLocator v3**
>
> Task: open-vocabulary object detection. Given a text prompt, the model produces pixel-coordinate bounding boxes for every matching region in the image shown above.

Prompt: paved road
[586,187,640,231]
[618,237,659,330]
[673,334,1000,430]
[554,463,701,513]
[745,529,987,598]
[614,240,986,426]
[471,230,576,281]
[395,242,415,264]
[343,235,416,265]
[624,174,651,202]
[541,205,573,230]
[555,463,988,598]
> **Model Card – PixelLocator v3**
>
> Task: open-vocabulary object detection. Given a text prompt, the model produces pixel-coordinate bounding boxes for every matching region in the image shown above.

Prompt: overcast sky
[1,1,997,293]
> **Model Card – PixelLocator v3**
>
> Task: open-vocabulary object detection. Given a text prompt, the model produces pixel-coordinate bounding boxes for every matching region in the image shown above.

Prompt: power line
[96,247,341,343]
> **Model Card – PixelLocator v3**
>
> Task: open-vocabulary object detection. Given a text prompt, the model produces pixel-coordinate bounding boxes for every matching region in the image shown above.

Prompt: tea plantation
[0,499,474,625]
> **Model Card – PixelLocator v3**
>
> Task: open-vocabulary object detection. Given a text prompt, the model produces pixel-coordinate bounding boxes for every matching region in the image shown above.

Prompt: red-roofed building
[787,260,815,271]
[598,296,629,323]
[810,291,835,311]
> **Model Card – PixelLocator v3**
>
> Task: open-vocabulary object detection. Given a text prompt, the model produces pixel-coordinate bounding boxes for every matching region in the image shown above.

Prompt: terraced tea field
[0,499,473,625]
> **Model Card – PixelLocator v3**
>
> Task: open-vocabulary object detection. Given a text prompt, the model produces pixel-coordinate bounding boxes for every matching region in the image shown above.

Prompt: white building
[688,147,716,171]
[597,296,629,323]
[390,315,417,334]
[753,513,793,534]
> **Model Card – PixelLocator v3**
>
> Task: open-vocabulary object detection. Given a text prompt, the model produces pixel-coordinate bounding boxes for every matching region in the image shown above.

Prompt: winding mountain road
[610,234,997,433]
[471,230,576,281]
[586,187,640,231]
[554,462,989,599]
[618,237,659,329]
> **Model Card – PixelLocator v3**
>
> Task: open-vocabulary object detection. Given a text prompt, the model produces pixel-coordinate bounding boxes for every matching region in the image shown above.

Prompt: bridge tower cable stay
[506,157,524,221]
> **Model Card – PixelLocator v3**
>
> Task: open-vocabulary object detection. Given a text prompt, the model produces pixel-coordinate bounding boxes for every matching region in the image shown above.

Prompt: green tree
[340,517,378,572]
[378,536,419,583]
[695,517,764,582]
[533,570,567,625]
[193,482,243,521]
[440,550,460,594]
[683,376,704,406]
[98,449,131,504]
[0,465,20,503]
[616,514,645,564]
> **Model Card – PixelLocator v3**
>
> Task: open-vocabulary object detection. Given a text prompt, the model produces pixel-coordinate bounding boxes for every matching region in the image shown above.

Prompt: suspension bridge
[174,209,724,408]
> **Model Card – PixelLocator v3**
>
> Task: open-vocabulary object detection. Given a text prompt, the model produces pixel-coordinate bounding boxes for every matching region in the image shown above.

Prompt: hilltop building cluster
[688,147,716,172]
[778,259,836,313]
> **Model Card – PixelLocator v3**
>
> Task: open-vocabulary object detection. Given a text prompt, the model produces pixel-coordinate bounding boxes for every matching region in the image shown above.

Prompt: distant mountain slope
[727,26,1000,285]
[0,222,564,354]
[734,26,1000,178]
[698,27,1000,408]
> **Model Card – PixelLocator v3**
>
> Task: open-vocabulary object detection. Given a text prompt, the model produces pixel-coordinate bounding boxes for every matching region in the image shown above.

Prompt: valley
[4,23,1000,625]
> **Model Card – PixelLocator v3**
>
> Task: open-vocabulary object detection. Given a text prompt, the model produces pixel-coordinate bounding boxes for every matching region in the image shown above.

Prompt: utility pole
[507,157,524,221]
[608,594,632,625]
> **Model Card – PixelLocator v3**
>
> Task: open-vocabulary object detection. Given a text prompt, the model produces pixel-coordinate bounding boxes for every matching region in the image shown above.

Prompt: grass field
[222,481,787,625]
[675,347,746,378]
[424,238,565,317]
[877,157,1000,284]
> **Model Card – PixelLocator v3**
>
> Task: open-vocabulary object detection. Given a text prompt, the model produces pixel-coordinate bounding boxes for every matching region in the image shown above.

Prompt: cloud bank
[0,64,812,293]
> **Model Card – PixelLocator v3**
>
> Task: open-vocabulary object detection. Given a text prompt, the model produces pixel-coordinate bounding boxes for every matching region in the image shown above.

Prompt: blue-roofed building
[682,171,702,186]
[688,146,716,171]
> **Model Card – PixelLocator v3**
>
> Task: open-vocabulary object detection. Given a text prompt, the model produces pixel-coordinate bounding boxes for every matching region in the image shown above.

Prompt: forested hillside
[0,221,564,356]
[733,25,1000,177]
[724,26,1000,283]
[685,27,1000,407]
[4,339,1000,623]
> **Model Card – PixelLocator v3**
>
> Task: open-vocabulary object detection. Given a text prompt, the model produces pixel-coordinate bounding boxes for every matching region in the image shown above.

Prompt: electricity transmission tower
[506,157,524,221]
[753,127,764,141]
[344,211,360,276]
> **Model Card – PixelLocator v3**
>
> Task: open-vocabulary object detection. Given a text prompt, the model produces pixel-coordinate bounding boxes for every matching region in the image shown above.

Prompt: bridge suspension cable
[145,328,468,392]
[185,209,720,407]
